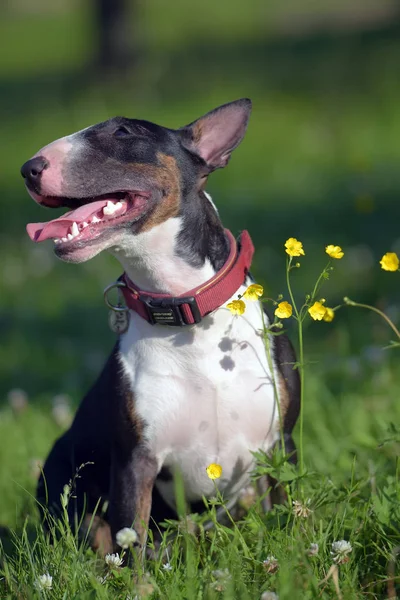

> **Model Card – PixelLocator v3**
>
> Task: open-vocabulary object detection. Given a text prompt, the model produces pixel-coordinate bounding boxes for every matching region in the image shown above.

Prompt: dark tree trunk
[94,0,133,72]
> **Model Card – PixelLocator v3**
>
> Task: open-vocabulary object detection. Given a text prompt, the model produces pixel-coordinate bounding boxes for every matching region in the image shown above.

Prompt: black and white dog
[21,99,300,554]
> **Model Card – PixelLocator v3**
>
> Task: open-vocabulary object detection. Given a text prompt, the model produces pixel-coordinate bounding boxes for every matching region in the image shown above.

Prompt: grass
[0,362,399,598]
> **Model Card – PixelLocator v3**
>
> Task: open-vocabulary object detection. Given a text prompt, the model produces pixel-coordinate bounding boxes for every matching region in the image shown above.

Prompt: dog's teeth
[103,201,117,216]
[67,233,73,241]
[54,238,60,243]
[82,221,88,228]
[71,222,79,237]
[115,201,123,210]
[92,216,100,224]
[61,237,68,243]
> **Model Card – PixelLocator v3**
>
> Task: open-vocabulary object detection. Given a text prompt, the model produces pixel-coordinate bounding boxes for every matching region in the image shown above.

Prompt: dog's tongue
[26,200,110,242]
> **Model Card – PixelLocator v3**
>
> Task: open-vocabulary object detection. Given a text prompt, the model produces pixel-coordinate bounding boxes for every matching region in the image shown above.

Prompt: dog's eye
[114,126,131,138]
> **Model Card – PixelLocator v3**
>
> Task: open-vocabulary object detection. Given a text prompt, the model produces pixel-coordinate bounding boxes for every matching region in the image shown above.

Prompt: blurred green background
[1,0,400,402]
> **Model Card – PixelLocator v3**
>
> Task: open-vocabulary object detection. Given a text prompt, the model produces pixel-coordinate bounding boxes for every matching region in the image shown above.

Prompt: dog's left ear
[179,99,252,171]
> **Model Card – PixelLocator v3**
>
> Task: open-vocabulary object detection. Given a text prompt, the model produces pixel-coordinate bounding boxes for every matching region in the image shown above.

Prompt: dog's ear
[179,99,252,171]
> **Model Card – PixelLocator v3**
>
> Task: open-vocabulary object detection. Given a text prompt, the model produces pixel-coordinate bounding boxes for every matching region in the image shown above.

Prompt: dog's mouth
[26,191,150,246]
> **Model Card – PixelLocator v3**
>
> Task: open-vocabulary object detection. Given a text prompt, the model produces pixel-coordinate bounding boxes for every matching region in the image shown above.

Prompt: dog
[21,99,300,555]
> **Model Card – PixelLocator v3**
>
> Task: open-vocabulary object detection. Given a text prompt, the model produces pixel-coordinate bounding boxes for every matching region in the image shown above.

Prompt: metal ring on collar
[103,281,128,312]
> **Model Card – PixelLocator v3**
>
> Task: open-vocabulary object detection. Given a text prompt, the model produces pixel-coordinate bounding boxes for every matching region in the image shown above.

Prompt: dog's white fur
[114,213,280,510]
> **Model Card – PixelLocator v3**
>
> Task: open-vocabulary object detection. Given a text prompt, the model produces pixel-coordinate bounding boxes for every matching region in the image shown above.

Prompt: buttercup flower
[308,302,327,321]
[105,553,123,568]
[274,301,292,319]
[206,463,222,480]
[243,284,264,301]
[325,245,344,259]
[227,299,246,315]
[35,574,53,591]
[285,238,305,257]
[116,527,138,549]
[380,252,399,272]
[331,540,352,564]
[323,307,335,322]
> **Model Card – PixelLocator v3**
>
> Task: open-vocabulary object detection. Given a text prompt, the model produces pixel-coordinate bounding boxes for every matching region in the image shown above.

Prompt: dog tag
[108,289,130,335]
[108,309,129,334]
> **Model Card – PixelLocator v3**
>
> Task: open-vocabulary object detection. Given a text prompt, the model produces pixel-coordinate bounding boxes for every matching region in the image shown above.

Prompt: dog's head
[22,99,251,263]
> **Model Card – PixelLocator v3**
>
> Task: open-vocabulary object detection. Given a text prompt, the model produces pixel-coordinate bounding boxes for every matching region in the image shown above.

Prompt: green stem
[344,297,400,341]
[214,485,251,558]
[297,321,305,480]
[310,260,331,303]
[260,305,285,454]
[286,258,299,320]
[285,256,305,486]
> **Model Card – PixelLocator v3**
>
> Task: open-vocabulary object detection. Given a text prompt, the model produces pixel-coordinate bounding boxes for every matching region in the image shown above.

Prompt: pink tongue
[26,200,110,242]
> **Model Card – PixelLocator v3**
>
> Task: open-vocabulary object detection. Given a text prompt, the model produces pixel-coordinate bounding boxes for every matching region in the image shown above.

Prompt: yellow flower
[380,252,399,272]
[325,245,344,259]
[227,299,246,315]
[242,283,264,301]
[274,301,292,319]
[206,463,222,480]
[285,238,305,257]
[308,301,327,321]
[323,307,335,322]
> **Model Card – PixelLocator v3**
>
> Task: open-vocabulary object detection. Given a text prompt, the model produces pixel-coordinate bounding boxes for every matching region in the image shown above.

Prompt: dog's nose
[20,156,49,184]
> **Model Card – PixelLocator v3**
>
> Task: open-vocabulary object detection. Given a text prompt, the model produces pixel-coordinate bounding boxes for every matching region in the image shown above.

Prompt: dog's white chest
[119,289,279,504]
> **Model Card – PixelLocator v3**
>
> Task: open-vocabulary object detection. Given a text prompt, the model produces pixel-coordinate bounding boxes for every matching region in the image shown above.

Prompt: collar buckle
[140,294,202,326]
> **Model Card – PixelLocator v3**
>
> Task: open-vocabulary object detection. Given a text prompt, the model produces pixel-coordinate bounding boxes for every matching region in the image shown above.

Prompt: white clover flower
[8,388,28,413]
[212,568,231,580]
[105,553,123,568]
[35,573,53,590]
[211,568,231,592]
[261,592,279,600]
[52,402,73,428]
[292,499,312,518]
[162,562,173,571]
[331,540,352,564]
[262,556,279,574]
[307,543,319,557]
[116,527,138,549]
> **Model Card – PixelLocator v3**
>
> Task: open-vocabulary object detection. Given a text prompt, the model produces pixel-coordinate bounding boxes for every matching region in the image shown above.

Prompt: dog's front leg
[109,445,158,559]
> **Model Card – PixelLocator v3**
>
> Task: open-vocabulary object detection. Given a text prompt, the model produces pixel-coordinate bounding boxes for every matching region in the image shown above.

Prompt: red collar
[119,229,254,326]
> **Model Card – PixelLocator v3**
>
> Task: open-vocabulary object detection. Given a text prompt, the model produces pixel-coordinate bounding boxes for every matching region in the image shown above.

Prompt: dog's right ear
[179,99,252,172]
